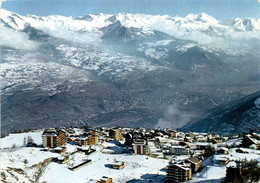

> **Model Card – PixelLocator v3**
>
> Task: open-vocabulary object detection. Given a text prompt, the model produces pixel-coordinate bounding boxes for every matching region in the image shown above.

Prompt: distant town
[1,126,260,183]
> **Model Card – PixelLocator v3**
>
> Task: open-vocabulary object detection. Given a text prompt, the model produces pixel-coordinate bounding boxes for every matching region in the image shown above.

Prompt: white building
[132,139,148,155]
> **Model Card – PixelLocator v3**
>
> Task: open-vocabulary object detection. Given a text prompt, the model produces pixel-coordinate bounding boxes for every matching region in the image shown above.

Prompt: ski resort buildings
[78,130,99,146]
[109,128,122,141]
[167,162,192,182]
[42,128,66,148]
[2,126,260,183]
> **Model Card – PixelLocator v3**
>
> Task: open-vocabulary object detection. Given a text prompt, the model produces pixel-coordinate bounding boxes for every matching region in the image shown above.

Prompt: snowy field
[0,132,168,183]
[39,152,168,183]
[0,130,43,149]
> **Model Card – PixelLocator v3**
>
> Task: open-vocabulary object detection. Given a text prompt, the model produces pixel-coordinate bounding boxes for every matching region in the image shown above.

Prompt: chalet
[241,135,259,149]
[68,137,77,143]
[54,146,65,153]
[235,148,249,154]
[212,137,222,144]
[44,147,49,151]
[111,161,125,169]
[78,145,92,154]
[42,128,67,148]
[216,147,229,154]
[196,142,213,150]
[192,149,205,159]
[214,156,230,165]
[196,135,208,142]
[184,136,192,142]
[132,139,148,155]
[57,156,69,164]
[97,176,113,183]
[167,162,192,183]
[109,129,123,141]
[155,136,168,143]
[185,157,201,173]
[144,132,154,139]
[69,159,92,171]
[170,146,190,155]
[171,131,178,138]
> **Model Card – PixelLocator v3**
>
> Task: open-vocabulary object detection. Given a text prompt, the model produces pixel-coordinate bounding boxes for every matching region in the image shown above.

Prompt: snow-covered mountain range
[1,9,260,134]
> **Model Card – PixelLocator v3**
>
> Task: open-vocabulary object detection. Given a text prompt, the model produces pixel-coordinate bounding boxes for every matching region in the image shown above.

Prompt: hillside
[181,91,260,134]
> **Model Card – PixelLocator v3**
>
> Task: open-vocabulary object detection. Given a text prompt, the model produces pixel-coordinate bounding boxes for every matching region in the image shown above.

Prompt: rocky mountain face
[1,9,260,134]
[181,91,260,134]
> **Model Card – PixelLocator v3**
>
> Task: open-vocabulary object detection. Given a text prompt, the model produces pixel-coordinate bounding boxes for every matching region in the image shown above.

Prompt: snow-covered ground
[0,132,168,183]
[0,130,43,149]
[192,147,260,183]
[39,152,168,183]
[189,164,226,183]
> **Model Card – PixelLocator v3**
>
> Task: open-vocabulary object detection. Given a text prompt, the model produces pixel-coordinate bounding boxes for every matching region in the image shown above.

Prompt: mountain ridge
[181,90,260,134]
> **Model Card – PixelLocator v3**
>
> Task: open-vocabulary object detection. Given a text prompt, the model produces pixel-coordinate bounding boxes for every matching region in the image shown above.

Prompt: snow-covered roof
[248,137,259,144]
[195,142,213,146]
[112,161,124,166]
[214,155,229,161]
[102,147,123,153]
[82,146,90,150]
[216,147,229,152]
[171,146,187,149]
[155,136,167,142]
[174,163,191,171]
[100,176,110,181]
[54,147,63,150]
[78,137,89,141]
[227,161,237,168]
[57,156,65,161]
[42,129,58,137]
[236,147,248,152]
[186,157,200,164]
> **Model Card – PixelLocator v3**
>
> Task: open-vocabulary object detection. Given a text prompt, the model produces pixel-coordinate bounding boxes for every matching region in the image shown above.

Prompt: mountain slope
[181,91,260,134]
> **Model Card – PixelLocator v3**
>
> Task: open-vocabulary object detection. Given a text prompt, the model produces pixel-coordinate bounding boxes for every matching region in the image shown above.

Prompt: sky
[1,0,260,20]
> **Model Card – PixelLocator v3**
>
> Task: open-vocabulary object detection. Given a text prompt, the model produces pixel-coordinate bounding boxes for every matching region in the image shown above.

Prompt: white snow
[0,131,168,183]
[189,164,226,183]
[39,152,168,183]
[0,131,43,149]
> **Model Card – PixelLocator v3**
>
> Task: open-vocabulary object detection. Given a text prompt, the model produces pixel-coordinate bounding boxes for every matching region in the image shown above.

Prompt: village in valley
[0,126,260,183]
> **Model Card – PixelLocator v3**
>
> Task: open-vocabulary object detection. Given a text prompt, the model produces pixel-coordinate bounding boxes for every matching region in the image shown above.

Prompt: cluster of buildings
[40,126,260,183]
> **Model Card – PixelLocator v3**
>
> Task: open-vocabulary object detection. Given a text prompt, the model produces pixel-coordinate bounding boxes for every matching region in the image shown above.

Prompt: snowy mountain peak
[221,17,260,31]
[2,8,260,36]
[185,12,219,24]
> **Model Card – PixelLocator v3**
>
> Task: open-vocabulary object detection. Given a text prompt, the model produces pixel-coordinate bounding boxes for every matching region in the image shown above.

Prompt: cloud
[0,26,40,50]
[155,104,194,129]
[43,28,102,46]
